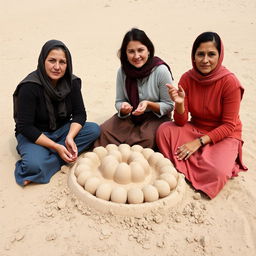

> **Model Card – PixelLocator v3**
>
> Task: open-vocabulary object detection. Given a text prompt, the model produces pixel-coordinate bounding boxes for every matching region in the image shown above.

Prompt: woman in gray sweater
[94,28,174,149]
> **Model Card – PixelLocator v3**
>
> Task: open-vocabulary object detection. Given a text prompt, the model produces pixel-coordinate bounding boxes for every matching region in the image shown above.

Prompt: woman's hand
[55,143,77,163]
[65,136,78,161]
[132,100,148,116]
[166,84,185,104]
[120,102,133,115]
[175,139,201,161]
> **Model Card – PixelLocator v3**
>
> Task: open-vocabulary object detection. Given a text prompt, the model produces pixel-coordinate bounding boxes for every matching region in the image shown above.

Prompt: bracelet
[198,137,204,146]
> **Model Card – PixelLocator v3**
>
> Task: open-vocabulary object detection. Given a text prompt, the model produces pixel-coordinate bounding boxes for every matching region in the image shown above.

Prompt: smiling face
[44,48,67,85]
[126,40,150,68]
[194,41,219,74]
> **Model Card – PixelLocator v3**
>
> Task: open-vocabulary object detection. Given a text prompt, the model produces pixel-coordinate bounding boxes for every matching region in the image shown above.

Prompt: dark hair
[192,32,221,58]
[118,28,155,66]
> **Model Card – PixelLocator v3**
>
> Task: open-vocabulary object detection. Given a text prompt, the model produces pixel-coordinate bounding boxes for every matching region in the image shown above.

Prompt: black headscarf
[14,40,76,130]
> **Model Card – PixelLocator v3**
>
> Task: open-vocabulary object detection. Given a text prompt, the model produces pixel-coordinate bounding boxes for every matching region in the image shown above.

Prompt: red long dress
[156,72,247,199]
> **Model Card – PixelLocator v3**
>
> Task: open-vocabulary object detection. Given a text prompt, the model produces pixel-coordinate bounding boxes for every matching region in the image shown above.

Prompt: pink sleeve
[207,76,242,143]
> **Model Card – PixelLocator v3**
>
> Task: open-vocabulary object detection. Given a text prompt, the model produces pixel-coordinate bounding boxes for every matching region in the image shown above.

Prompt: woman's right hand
[55,143,76,163]
[166,84,185,104]
[35,133,76,163]
[120,102,133,115]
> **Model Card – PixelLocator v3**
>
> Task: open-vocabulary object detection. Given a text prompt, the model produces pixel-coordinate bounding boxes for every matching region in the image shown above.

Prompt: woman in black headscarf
[13,40,100,186]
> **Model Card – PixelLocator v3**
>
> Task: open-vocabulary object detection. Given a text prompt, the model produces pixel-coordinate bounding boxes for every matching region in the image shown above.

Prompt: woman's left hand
[175,139,201,161]
[132,100,148,116]
[65,136,78,161]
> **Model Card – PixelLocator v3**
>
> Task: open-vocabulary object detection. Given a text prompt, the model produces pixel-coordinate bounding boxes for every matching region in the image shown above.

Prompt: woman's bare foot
[24,180,31,186]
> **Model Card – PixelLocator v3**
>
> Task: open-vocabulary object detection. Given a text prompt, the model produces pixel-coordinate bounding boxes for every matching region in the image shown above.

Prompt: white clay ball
[127,188,144,204]
[78,157,94,169]
[84,177,101,195]
[118,144,131,162]
[142,185,159,202]
[130,161,145,182]
[160,173,177,190]
[96,183,112,201]
[74,164,91,177]
[159,165,178,178]
[114,163,131,184]
[106,144,118,151]
[93,146,108,160]
[134,157,150,174]
[131,144,143,152]
[128,151,144,163]
[142,148,154,160]
[82,152,100,167]
[108,149,122,162]
[100,155,119,179]
[148,152,164,167]
[155,157,173,172]
[118,143,131,151]
[153,179,170,198]
[77,170,92,186]
[110,187,127,203]
[119,147,131,162]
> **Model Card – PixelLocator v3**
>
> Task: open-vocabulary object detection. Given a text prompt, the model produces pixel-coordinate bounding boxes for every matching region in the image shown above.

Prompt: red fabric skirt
[156,122,247,199]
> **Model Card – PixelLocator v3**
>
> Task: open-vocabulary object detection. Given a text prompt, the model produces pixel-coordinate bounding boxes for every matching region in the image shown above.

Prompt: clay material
[68,144,186,217]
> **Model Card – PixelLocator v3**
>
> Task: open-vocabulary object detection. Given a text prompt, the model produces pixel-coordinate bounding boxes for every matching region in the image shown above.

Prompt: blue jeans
[14,122,100,186]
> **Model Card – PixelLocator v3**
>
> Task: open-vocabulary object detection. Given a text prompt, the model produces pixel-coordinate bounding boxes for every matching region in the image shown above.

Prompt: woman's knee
[21,155,46,174]
[156,122,171,139]
[80,122,101,141]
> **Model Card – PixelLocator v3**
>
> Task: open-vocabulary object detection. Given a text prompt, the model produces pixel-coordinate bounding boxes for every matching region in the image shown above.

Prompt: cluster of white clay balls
[74,144,179,204]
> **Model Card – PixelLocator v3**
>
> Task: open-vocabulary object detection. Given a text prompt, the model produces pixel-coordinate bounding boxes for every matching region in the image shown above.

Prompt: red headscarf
[186,40,232,86]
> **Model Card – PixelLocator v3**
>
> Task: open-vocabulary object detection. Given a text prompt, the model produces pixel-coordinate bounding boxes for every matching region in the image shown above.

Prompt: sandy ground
[0,0,256,255]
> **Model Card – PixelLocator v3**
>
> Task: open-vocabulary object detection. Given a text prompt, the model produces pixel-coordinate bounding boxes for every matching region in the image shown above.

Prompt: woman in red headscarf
[156,32,247,199]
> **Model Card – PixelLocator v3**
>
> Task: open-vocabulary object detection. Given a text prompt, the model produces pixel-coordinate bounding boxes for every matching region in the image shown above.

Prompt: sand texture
[1,0,256,255]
